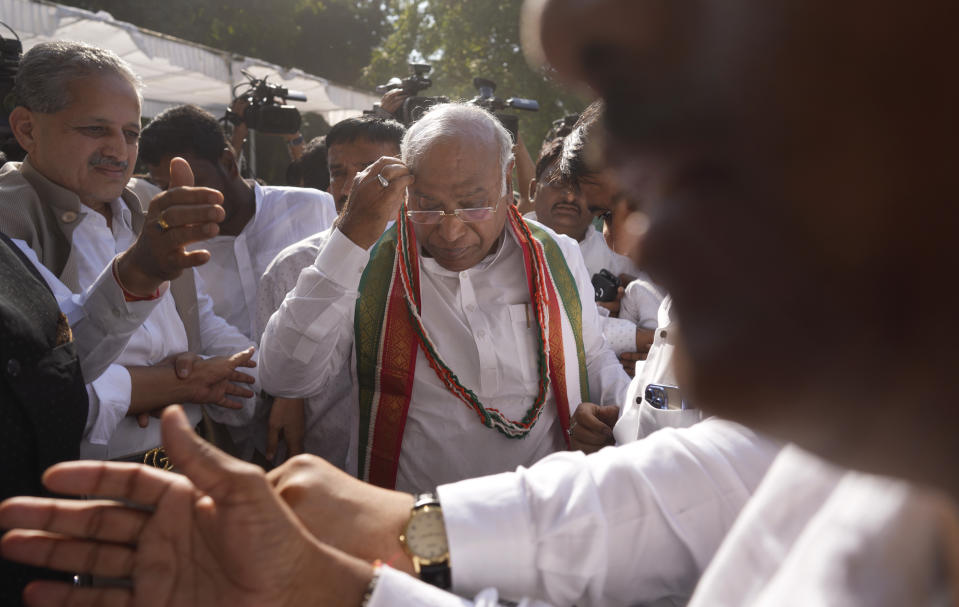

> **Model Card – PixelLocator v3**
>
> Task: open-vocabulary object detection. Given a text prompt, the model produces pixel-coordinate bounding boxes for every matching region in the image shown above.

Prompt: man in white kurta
[260,104,629,491]
[139,105,338,340]
[73,196,258,459]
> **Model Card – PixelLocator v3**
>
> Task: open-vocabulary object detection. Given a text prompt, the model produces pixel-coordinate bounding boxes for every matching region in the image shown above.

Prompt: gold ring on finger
[156,214,171,232]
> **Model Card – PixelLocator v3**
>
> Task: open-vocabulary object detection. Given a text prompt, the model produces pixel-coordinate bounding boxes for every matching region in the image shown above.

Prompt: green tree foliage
[364,0,587,158]
[60,0,389,87]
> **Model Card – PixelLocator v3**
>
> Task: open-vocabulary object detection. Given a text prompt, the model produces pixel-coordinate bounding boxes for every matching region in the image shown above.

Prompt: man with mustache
[327,115,406,213]
[3,1,958,606]
[0,41,259,463]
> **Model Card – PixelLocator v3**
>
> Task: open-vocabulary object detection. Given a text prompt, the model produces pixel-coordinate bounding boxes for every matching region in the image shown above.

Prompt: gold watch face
[404,506,449,560]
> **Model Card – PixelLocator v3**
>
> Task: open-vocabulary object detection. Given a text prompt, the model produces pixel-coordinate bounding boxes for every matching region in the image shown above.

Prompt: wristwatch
[399,492,451,589]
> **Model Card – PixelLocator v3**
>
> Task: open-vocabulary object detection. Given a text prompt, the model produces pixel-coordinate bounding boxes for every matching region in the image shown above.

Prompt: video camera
[375,63,448,127]
[467,77,539,142]
[225,70,307,135]
[1,21,23,141]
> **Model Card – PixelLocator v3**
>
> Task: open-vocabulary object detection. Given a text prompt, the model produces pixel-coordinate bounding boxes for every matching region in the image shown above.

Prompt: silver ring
[567,420,578,437]
[377,172,390,188]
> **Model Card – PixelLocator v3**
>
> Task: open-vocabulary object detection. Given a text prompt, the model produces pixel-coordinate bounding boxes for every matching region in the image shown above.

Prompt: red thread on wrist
[112,256,161,302]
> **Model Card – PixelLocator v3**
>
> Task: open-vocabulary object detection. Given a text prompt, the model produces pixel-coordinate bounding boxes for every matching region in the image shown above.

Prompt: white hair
[401,103,514,196]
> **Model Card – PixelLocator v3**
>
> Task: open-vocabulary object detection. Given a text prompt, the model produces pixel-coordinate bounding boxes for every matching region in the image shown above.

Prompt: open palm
[0,407,366,607]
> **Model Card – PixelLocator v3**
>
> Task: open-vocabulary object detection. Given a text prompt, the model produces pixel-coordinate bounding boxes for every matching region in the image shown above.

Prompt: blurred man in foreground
[2,1,958,606]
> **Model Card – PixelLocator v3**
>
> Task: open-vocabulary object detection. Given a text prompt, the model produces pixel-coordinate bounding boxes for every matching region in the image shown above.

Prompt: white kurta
[187,182,337,339]
[578,224,639,279]
[254,227,353,470]
[259,221,630,491]
[367,418,781,606]
[66,198,257,460]
[368,433,958,607]
[614,296,702,445]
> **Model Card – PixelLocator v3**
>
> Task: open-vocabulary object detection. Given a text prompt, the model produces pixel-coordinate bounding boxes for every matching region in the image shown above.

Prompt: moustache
[551,201,582,214]
[89,154,129,171]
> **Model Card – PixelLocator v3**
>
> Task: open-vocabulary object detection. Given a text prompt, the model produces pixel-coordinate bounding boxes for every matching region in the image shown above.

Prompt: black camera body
[467,77,538,142]
[376,63,448,127]
[592,268,620,302]
[228,72,306,135]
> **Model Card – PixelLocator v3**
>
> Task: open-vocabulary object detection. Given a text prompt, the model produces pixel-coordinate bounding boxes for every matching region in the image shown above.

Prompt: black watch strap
[419,562,451,590]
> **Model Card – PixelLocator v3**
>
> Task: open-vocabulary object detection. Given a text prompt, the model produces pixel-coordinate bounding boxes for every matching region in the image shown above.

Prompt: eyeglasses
[406,196,501,224]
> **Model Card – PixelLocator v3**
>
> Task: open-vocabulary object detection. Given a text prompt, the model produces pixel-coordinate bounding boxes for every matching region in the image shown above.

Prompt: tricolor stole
[354,206,589,488]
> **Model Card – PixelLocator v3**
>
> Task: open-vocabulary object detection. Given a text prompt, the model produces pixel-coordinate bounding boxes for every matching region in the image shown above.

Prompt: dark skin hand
[569,402,619,453]
[0,406,373,607]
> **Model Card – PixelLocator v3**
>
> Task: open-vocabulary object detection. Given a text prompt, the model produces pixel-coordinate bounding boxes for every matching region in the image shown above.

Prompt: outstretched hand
[0,406,372,607]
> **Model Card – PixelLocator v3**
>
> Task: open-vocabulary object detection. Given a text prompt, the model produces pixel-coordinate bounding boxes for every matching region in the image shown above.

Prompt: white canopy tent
[0,0,379,124]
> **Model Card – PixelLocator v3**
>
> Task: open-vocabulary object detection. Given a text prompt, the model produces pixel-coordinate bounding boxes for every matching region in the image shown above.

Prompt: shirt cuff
[437,471,537,598]
[368,566,472,607]
[601,316,637,355]
[85,365,133,445]
[312,227,371,291]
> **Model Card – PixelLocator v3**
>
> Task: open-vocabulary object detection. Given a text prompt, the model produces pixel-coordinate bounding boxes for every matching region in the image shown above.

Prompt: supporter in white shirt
[139,105,338,339]
[252,116,405,467]
[75,193,259,460]
[525,139,657,357]
[260,104,629,491]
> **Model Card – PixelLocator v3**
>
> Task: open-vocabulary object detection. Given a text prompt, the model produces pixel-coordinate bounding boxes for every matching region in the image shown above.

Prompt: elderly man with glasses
[258,102,630,493]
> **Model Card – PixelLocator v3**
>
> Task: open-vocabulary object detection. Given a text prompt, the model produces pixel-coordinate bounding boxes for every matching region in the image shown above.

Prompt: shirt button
[459,271,468,279]
[466,304,476,313]
[477,329,486,338]
[6,358,21,377]
[660,330,668,339]
[61,211,79,223]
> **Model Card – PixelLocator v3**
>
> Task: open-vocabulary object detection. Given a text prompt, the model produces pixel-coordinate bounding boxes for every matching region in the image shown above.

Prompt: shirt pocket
[504,303,539,393]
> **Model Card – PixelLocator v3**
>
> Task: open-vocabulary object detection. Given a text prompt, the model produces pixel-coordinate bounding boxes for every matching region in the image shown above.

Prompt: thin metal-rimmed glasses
[405,196,502,224]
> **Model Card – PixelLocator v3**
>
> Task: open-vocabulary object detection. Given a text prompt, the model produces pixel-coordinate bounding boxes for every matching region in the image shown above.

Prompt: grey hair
[401,103,514,196]
[13,41,143,113]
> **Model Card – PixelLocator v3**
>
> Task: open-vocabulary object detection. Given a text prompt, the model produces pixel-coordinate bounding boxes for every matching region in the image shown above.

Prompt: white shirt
[525,211,662,355]
[67,198,257,460]
[260,222,630,491]
[369,435,958,607]
[11,239,160,382]
[368,418,781,607]
[689,446,958,607]
[621,276,667,330]
[579,224,639,279]
[188,183,337,338]
[254,227,353,470]
[614,296,702,444]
